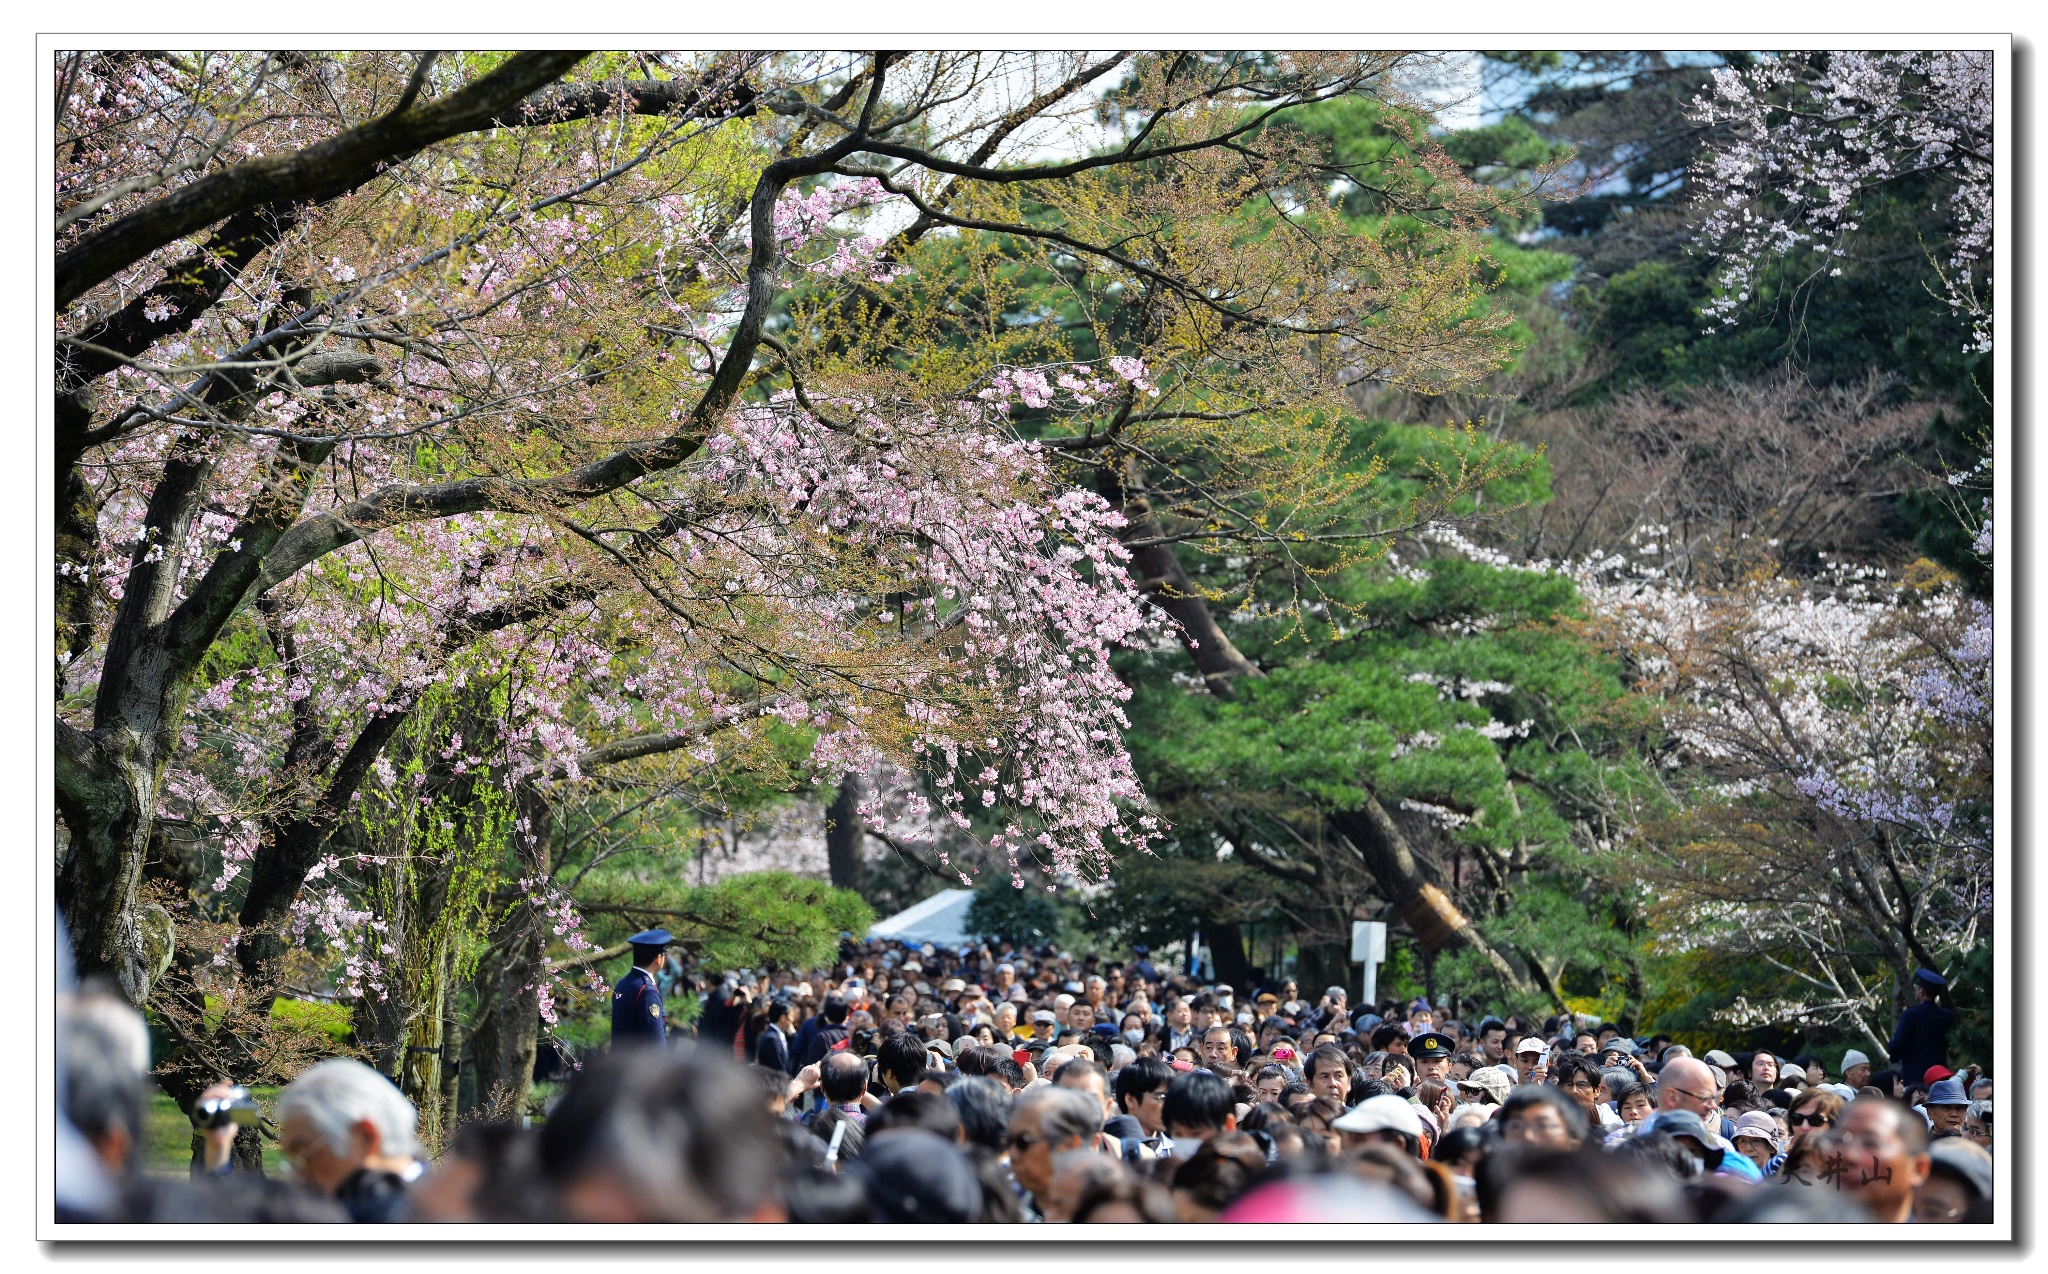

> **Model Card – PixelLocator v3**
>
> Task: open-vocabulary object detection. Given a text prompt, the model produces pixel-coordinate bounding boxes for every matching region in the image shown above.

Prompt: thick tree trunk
[59,415,339,1004]
[1291,907,1355,1003]
[1207,920,1255,991]
[57,428,207,996]
[469,925,545,1121]
[236,705,414,992]
[55,388,104,693]
[825,772,867,896]
[470,783,551,1119]
[56,722,168,1002]
[395,789,466,1148]
[400,1002,447,1149]
[1328,799,1530,996]
[1100,457,1263,690]
[438,953,464,1134]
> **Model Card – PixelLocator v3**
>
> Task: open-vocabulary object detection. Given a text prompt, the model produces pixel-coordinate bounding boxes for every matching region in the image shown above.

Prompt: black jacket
[610,965,667,1047]
[756,1023,794,1074]
[1889,1000,1956,1086]
[796,1023,850,1070]
[334,1167,410,1223]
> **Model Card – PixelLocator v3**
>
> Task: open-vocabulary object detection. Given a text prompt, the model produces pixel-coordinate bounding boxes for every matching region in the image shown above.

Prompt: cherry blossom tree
[1570,492,1991,1048]
[1614,51,1998,1042]
[1689,49,1994,352]
[55,43,1529,1108]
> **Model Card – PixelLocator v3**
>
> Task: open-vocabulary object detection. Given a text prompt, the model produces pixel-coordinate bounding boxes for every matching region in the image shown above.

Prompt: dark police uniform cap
[628,928,674,948]
[1914,967,1948,990]
[1409,1031,1455,1059]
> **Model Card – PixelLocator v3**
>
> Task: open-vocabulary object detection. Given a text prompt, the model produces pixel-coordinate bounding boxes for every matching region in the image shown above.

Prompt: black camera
[192,1086,261,1131]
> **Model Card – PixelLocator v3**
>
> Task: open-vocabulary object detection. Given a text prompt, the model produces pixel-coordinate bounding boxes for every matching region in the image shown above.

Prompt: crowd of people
[55,935,1995,1225]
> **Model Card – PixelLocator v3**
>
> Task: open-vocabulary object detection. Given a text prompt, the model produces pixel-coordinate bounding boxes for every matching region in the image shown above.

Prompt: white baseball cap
[1331,1094,1424,1139]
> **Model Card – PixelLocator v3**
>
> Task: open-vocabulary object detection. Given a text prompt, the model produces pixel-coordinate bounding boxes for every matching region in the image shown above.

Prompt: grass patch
[270,997,352,1042]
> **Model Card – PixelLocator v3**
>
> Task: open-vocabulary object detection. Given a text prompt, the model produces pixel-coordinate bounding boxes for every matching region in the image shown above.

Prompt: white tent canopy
[868,888,976,946]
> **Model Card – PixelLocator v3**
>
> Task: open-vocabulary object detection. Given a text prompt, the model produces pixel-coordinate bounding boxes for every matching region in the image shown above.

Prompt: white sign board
[1351,920,1386,963]
[1351,920,1387,1009]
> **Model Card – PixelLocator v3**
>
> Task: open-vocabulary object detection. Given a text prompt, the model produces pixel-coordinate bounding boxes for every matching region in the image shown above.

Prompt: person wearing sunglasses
[1785,1087,1845,1141]
[1005,1085,1099,1218]
[1755,1085,1846,1179]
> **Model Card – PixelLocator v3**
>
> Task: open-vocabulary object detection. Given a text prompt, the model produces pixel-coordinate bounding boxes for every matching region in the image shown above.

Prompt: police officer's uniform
[1408,1031,1456,1084]
[1889,966,1956,1086]
[1409,1031,1456,1061]
[611,929,672,1048]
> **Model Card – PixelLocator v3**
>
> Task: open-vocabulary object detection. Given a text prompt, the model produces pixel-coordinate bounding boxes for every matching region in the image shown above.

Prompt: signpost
[1351,920,1387,1012]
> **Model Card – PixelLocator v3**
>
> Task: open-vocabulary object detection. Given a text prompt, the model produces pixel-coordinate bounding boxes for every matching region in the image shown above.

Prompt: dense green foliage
[966,877,1067,947]
[1068,52,1994,1055]
[1099,548,1660,1019]
[1480,52,1990,590]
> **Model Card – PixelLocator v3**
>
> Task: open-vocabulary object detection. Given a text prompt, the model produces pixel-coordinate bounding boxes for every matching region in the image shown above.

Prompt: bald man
[1655,1057,1720,1122]
[1649,1057,1762,1182]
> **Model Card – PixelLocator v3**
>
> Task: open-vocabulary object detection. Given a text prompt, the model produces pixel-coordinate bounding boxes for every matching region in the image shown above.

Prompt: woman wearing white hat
[1729,1110,1782,1173]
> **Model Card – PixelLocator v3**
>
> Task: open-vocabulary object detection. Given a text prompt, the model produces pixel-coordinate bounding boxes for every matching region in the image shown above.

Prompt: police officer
[1889,967,1956,1086]
[1132,945,1161,988]
[611,929,672,1048]
[1409,1031,1456,1083]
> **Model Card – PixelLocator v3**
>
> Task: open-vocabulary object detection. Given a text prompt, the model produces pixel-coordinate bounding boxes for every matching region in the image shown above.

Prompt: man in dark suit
[1889,967,1957,1086]
[795,994,852,1070]
[755,996,795,1074]
[610,930,672,1048]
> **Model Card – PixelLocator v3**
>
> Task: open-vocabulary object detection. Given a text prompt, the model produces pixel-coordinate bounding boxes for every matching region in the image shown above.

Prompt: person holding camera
[193,1081,263,1176]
